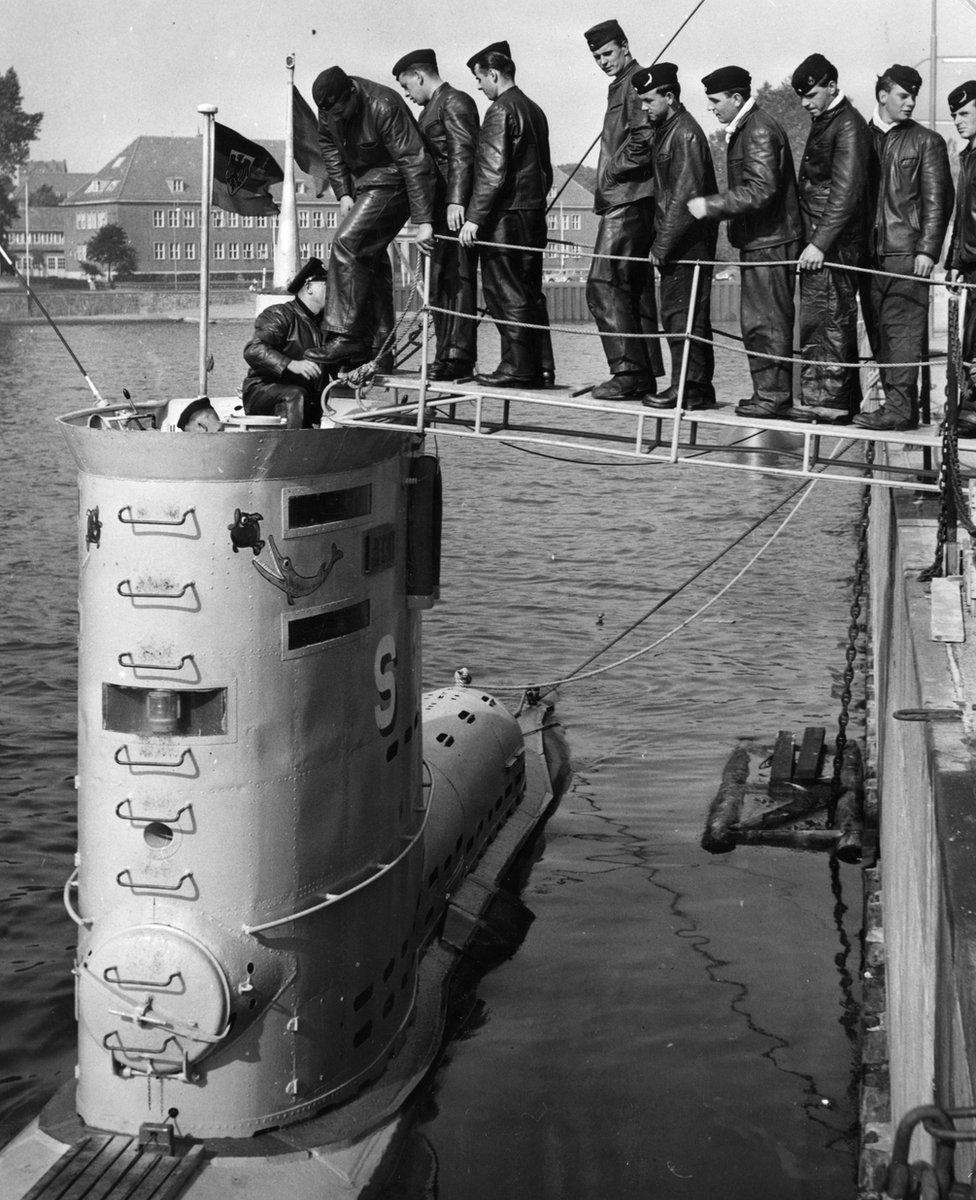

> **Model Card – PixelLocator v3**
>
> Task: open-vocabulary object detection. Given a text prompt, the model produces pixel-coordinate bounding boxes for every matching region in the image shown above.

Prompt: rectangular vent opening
[103,685,227,735]
[288,484,371,529]
[287,600,370,651]
[362,524,396,575]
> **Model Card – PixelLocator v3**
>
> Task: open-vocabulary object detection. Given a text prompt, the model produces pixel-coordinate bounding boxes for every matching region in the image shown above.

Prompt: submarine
[0,395,570,1199]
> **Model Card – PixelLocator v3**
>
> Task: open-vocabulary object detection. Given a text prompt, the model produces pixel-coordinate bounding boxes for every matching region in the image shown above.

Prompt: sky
[6,0,976,173]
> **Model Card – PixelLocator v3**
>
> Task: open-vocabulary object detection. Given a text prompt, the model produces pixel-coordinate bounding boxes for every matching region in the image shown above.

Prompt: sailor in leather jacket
[791,55,871,418]
[582,20,662,400]
[946,81,976,431]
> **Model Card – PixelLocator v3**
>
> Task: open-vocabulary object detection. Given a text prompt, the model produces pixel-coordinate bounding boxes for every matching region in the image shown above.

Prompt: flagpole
[198,104,217,396]
[274,53,300,289]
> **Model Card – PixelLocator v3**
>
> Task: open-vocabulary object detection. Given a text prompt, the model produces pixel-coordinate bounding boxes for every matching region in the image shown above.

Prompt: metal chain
[831,443,874,815]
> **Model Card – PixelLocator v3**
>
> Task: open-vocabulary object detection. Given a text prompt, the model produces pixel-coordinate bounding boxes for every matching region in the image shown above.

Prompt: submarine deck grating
[20,1133,204,1200]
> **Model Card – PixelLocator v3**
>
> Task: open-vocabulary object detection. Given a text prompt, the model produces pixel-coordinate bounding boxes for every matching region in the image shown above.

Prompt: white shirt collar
[827,89,845,111]
[872,104,897,134]
[724,95,756,142]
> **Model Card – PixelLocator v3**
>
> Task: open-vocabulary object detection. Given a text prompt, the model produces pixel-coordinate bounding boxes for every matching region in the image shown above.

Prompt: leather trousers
[740,242,800,402]
[867,253,930,422]
[586,200,664,378]
[242,379,322,428]
[657,257,714,395]
[959,266,976,415]
[325,186,409,340]
[798,242,864,413]
[479,209,553,380]
[430,226,478,366]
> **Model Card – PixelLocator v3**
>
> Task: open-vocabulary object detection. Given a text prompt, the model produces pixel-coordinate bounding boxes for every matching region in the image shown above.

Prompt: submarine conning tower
[58,412,445,1138]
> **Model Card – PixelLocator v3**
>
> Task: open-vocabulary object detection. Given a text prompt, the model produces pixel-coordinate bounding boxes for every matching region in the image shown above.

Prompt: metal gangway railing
[327,237,976,497]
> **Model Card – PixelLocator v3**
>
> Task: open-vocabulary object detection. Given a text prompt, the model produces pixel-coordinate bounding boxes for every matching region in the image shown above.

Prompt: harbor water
[0,315,863,1198]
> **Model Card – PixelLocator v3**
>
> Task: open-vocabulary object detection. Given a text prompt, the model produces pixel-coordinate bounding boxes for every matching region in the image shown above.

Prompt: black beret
[466,40,512,71]
[584,19,627,50]
[880,64,923,95]
[633,62,679,94]
[791,53,837,94]
[312,65,353,110]
[948,81,976,114]
[701,65,751,95]
[392,48,438,77]
[177,397,215,431]
[287,256,328,295]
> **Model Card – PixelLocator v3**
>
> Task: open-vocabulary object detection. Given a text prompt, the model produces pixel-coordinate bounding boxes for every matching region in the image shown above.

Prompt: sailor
[790,54,871,425]
[687,65,802,419]
[632,62,718,410]
[459,40,555,388]
[393,47,480,380]
[312,65,436,371]
[241,256,329,428]
[854,64,953,432]
[946,80,976,439]
[177,398,224,433]
[583,19,664,402]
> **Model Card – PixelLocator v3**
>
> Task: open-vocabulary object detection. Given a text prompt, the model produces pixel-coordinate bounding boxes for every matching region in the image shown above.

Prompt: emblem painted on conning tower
[253,534,343,605]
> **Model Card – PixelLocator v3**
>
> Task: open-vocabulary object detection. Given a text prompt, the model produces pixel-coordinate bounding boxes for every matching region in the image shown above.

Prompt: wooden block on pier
[930,576,965,643]
[794,727,825,784]
[769,730,795,796]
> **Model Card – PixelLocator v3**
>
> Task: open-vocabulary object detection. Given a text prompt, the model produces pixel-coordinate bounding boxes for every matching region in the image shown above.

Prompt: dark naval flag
[212,122,283,215]
[292,86,328,198]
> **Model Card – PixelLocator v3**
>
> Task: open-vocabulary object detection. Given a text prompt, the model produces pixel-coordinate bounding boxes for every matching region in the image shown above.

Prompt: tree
[85,223,137,284]
[0,68,42,265]
[29,182,60,206]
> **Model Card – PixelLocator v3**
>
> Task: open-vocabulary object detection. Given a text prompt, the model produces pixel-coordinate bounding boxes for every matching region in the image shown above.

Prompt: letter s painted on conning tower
[374,635,397,735]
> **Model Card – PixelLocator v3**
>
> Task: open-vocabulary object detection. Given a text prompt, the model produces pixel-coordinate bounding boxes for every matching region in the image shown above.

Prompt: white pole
[198,104,217,396]
[274,53,301,289]
[24,175,31,297]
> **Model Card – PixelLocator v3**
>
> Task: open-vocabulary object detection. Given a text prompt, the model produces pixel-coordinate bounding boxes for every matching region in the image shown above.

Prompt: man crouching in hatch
[241,257,330,428]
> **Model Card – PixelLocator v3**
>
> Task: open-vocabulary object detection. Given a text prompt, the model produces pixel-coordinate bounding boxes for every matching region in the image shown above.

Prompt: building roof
[62,135,331,205]
[546,165,594,208]
[11,170,91,201]
[7,206,69,234]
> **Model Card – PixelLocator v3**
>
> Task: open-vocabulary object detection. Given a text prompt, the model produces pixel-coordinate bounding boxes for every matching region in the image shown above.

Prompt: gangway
[327,374,949,494]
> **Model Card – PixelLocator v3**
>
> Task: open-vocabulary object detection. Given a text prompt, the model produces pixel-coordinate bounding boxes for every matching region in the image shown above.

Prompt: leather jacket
[702,103,802,250]
[465,86,553,228]
[317,76,435,224]
[871,118,953,259]
[594,59,655,214]
[418,82,479,209]
[947,141,976,270]
[798,96,870,252]
[242,298,324,384]
[650,103,717,261]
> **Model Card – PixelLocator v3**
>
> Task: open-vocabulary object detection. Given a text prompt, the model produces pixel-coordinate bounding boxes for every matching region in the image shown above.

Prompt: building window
[45,255,59,270]
[298,210,309,228]
[153,209,165,228]
[170,242,181,260]
[182,210,196,228]
[561,214,569,229]
[168,209,180,227]
[97,211,108,227]
[297,181,307,194]
[227,212,239,228]
[212,210,224,228]
[242,215,254,228]
[214,242,225,260]
[547,215,557,229]
[55,256,65,270]
[168,178,186,193]
[326,211,337,228]
[185,242,196,260]
[242,242,254,259]
[312,241,324,257]
[257,215,268,228]
[312,210,324,228]
[228,242,240,260]
[571,214,581,231]
[76,213,85,229]
[257,242,269,259]
[300,242,310,257]
[154,242,166,261]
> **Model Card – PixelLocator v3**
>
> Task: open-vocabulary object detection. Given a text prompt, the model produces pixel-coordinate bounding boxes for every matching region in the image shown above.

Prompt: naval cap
[701,65,751,95]
[879,63,923,95]
[791,53,837,94]
[466,40,513,72]
[392,48,438,77]
[312,65,353,111]
[633,62,680,94]
[287,256,328,295]
[949,80,976,114]
[584,19,627,50]
[176,397,215,431]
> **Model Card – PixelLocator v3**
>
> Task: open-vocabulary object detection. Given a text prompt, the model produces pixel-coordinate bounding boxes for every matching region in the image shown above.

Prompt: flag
[212,122,283,216]
[292,86,329,198]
